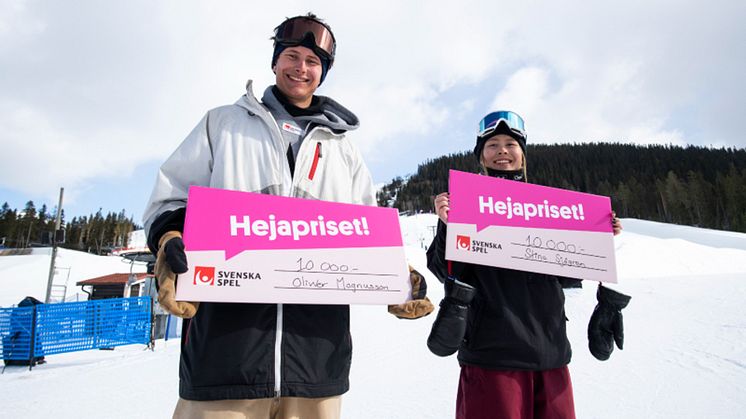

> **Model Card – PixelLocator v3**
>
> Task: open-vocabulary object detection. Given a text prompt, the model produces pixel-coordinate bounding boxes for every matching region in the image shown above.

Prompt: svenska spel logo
[194,266,216,286]
[456,235,471,251]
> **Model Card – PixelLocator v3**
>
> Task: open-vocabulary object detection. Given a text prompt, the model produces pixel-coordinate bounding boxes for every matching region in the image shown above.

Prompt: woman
[426,110,630,419]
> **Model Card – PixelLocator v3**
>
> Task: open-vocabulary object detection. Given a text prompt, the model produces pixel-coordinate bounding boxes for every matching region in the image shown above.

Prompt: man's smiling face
[273,45,323,108]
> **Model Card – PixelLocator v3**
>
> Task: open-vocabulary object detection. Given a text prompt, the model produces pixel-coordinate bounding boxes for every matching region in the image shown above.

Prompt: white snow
[0,248,147,307]
[1,216,745,418]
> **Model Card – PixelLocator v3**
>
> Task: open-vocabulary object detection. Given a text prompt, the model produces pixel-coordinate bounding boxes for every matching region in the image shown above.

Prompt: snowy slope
[0,248,147,307]
[1,217,745,418]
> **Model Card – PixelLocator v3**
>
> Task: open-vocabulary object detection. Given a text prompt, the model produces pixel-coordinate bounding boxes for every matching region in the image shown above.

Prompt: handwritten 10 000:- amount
[511,235,607,272]
[274,257,400,292]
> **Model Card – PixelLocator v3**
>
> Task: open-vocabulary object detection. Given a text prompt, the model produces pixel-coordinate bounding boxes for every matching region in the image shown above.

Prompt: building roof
[76,273,151,286]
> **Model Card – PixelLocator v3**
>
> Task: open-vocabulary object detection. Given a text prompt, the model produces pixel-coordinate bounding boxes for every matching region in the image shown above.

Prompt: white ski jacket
[142,81,377,400]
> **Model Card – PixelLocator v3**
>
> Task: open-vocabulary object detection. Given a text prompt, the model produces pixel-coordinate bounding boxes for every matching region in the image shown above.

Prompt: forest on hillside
[377,143,746,233]
[0,201,139,254]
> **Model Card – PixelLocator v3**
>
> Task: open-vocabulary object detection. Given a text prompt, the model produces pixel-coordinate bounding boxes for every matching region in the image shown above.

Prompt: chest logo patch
[282,122,304,136]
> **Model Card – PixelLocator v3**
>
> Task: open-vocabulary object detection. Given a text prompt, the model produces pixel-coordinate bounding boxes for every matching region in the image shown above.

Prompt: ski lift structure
[118,251,180,341]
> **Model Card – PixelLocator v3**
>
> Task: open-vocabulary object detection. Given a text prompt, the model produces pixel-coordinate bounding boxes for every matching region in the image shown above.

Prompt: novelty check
[445,170,618,283]
[176,186,411,304]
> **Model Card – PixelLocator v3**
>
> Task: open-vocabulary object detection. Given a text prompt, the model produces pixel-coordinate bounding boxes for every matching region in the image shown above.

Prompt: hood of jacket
[238,80,360,134]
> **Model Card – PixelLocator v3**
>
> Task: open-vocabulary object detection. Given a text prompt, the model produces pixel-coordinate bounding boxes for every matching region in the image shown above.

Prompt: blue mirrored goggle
[477,111,526,139]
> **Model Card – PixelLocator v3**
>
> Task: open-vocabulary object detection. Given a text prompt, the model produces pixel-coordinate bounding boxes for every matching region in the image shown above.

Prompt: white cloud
[1,0,745,201]
[489,67,551,118]
[0,0,45,50]
[482,1,745,148]
[0,101,150,194]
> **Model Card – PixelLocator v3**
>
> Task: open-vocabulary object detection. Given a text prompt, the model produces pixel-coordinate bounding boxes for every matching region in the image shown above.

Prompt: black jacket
[178,302,351,400]
[150,210,351,400]
[427,220,572,371]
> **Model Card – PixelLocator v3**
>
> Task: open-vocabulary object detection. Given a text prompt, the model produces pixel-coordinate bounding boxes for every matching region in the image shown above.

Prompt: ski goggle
[273,17,336,64]
[477,111,526,140]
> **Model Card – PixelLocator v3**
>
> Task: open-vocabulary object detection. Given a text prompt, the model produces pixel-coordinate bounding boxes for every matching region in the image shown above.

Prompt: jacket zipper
[264,116,326,398]
[308,142,322,180]
[265,113,287,399]
[274,303,283,397]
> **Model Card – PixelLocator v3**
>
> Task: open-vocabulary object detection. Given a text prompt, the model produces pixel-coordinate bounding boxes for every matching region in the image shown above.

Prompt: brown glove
[388,266,435,319]
[154,231,200,318]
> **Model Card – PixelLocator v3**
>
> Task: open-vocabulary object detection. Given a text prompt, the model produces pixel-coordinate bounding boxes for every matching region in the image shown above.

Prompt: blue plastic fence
[1,297,152,362]
[0,305,35,362]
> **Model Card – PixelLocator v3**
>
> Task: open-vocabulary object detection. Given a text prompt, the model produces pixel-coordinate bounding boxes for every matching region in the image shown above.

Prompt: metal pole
[44,188,64,303]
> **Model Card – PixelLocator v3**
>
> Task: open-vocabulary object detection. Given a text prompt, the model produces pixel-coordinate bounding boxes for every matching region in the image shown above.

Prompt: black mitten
[427,278,476,357]
[588,284,631,361]
[155,231,199,319]
[163,236,188,274]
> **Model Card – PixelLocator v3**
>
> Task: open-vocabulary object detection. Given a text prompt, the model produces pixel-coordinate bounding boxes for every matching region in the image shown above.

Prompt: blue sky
[2,0,745,224]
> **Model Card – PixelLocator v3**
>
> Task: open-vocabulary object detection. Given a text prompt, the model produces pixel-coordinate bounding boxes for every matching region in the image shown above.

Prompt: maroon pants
[456,365,576,419]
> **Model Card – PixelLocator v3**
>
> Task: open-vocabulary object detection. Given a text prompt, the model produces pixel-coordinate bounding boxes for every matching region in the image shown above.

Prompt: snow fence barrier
[1,296,152,367]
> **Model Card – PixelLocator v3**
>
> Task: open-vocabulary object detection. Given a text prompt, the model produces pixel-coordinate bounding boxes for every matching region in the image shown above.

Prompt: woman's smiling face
[481,134,524,171]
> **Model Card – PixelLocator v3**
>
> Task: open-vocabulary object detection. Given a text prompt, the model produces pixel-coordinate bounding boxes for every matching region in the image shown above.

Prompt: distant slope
[0,248,146,306]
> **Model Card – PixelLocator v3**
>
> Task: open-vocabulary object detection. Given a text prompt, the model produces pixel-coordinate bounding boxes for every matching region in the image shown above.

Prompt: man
[143,13,430,419]
[145,14,366,418]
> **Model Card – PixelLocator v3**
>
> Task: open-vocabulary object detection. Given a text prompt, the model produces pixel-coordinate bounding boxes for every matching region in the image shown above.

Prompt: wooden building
[76,273,152,300]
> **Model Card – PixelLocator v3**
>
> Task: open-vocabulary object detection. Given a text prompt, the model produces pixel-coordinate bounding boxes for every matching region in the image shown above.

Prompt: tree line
[378,143,746,233]
[0,201,140,254]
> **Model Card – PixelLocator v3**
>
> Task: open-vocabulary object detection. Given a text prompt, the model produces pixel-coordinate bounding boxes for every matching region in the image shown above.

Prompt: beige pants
[172,396,342,419]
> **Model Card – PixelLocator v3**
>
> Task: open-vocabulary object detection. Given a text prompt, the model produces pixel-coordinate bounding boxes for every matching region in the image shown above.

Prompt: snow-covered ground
[0,247,147,307]
[1,216,745,418]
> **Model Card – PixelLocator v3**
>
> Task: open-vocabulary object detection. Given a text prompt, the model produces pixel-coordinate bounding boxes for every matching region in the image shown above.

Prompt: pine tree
[380,143,746,232]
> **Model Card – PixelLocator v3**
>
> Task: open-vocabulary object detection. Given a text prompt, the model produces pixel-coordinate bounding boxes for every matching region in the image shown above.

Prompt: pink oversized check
[175,186,411,304]
[445,170,618,283]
